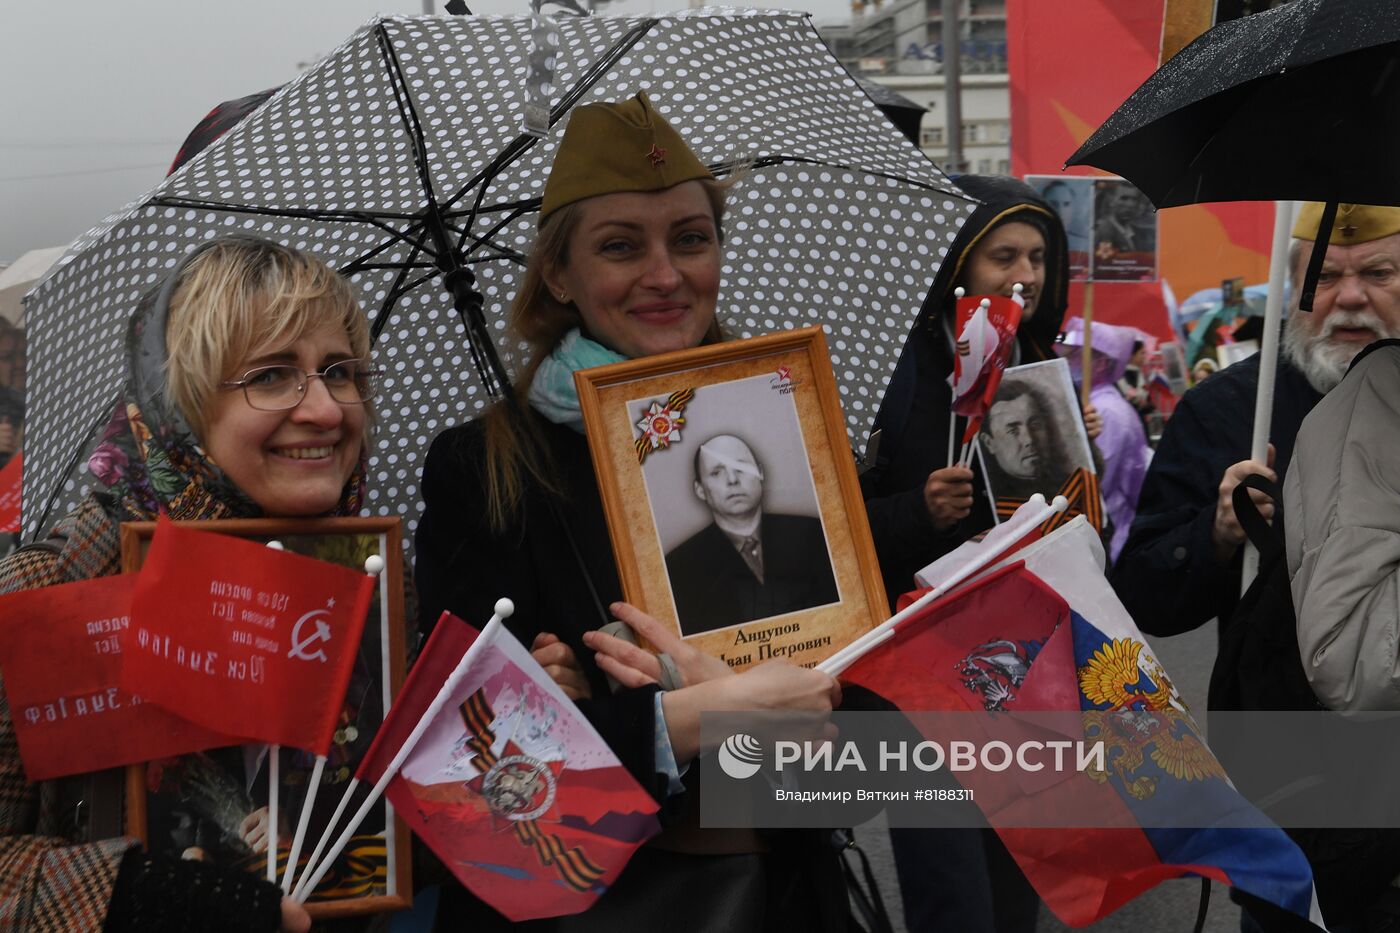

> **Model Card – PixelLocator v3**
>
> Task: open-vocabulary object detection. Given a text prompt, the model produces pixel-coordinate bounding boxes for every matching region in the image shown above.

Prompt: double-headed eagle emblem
[1078,638,1224,800]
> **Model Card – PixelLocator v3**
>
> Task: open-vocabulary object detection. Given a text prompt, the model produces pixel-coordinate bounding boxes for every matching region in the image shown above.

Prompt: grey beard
[1281,311,1392,394]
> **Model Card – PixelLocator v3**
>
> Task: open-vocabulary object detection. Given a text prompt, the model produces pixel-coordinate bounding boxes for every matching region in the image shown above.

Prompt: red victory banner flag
[122,518,375,754]
[0,452,20,533]
[355,612,661,921]
[0,573,234,781]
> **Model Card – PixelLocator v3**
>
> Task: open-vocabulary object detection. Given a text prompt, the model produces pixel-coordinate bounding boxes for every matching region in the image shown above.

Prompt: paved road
[852,622,1241,933]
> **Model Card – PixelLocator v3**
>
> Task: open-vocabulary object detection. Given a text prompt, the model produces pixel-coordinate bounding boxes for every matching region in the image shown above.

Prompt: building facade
[819,0,1010,176]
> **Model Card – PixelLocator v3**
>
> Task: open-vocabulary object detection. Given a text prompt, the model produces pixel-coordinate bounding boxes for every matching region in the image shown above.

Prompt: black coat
[861,176,1070,606]
[415,411,850,932]
[665,513,839,635]
[415,415,665,799]
[1109,351,1322,637]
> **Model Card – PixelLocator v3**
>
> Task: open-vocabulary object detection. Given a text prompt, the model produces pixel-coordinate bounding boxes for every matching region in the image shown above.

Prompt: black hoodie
[861,175,1072,605]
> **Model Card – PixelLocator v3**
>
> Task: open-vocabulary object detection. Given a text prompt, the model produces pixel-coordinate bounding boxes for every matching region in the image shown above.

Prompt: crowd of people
[2,85,1399,933]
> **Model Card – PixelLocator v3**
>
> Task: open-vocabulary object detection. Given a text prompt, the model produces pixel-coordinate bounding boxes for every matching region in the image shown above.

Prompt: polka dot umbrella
[21,9,973,553]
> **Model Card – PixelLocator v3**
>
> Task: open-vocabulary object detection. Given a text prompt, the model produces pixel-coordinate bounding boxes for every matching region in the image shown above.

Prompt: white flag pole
[947,287,967,469]
[280,755,324,891]
[294,598,515,903]
[280,554,387,893]
[818,495,1067,676]
[264,539,286,884]
[267,747,280,882]
[291,775,361,900]
[1241,200,1296,593]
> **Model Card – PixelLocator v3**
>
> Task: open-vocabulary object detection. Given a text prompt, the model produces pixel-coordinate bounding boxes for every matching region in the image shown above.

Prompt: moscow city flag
[122,518,375,754]
[358,612,661,921]
[840,522,1324,928]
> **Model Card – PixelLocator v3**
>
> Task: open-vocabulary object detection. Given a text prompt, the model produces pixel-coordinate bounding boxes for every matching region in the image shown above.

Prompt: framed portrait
[119,516,411,919]
[576,328,887,670]
[1091,177,1159,282]
[976,358,1100,525]
[1025,175,1093,281]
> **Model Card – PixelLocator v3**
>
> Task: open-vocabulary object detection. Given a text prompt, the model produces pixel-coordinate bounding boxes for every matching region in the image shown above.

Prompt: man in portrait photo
[664,433,839,635]
[978,382,1076,502]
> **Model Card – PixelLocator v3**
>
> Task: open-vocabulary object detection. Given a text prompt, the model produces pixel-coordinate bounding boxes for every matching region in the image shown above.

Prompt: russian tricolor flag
[841,511,1325,929]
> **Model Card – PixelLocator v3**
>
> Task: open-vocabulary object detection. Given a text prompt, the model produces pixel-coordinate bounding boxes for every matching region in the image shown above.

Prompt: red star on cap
[646,144,667,168]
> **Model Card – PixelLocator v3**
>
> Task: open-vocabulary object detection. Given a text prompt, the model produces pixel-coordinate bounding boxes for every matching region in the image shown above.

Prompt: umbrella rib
[339,221,432,277]
[146,196,422,223]
[439,17,662,226]
[375,20,514,400]
[370,238,426,345]
[375,23,445,218]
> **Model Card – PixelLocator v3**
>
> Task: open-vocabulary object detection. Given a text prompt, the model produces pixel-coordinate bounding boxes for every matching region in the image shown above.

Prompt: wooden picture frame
[576,327,887,670]
[119,516,411,919]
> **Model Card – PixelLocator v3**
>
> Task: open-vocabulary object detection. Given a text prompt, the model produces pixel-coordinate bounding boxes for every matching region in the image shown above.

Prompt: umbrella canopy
[1066,0,1400,207]
[21,10,972,545]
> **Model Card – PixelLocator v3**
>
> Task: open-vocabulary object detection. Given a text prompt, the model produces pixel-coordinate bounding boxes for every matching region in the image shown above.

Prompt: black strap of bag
[1232,473,1283,561]
[831,829,895,933]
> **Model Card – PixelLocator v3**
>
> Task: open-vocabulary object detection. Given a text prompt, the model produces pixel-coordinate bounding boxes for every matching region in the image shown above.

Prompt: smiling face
[960,221,1047,320]
[200,317,366,516]
[693,434,764,521]
[545,180,721,360]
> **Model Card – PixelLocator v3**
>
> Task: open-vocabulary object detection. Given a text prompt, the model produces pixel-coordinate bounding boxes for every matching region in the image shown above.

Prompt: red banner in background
[122,519,375,754]
[0,573,234,781]
[0,453,19,533]
[1007,0,1273,342]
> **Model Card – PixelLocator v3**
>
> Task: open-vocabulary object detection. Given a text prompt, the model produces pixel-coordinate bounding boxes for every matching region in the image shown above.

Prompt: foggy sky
[1,0,849,264]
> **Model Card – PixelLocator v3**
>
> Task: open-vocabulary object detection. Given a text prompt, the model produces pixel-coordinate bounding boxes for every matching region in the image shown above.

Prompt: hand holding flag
[294,603,663,920]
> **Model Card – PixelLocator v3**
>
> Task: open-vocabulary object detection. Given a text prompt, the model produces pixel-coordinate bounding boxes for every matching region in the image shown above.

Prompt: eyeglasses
[220,359,380,412]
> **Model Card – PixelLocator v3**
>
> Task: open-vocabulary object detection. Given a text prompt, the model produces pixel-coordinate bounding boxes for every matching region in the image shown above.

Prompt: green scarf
[527,328,626,432]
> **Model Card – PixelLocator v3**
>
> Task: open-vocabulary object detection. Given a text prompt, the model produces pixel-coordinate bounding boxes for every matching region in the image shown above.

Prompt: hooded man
[1112,202,1400,638]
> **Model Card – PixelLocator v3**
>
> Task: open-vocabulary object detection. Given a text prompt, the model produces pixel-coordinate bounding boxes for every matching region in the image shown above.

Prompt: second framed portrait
[119,516,412,920]
[576,328,886,670]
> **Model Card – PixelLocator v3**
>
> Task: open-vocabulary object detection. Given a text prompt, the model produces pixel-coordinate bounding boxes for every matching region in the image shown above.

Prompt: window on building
[922,126,945,146]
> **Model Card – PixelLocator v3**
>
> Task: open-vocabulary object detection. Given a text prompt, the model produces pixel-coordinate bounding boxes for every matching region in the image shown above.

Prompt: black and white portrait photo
[629,373,840,636]
[977,358,1095,505]
[1027,175,1092,280]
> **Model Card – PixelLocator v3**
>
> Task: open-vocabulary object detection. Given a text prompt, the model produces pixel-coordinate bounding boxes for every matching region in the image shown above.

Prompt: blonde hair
[481,178,731,532]
[163,238,369,436]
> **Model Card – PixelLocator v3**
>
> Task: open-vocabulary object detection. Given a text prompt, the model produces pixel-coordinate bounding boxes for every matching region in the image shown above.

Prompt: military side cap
[1293,202,1400,244]
[539,92,712,222]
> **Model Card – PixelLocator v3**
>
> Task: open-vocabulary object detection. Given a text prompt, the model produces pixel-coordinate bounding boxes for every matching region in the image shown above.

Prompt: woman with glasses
[0,236,377,931]
[414,93,846,932]
[0,235,588,932]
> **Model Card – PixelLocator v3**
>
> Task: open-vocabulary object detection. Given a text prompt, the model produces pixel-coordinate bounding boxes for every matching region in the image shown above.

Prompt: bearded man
[1111,202,1400,637]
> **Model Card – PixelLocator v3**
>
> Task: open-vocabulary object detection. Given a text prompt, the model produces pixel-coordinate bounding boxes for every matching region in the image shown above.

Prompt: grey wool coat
[1286,339,1400,710]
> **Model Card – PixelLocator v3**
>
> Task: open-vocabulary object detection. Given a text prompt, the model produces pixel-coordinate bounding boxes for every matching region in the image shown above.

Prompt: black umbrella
[1067,0,1400,309]
[855,77,927,146]
[1067,0,1400,207]
[1067,0,1400,585]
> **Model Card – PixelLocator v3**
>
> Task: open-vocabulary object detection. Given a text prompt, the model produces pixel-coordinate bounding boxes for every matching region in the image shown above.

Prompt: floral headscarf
[88,265,367,523]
